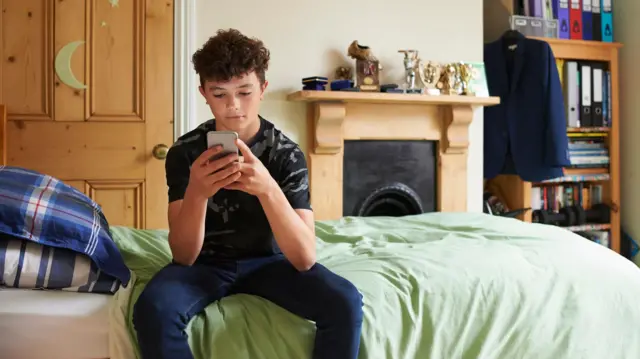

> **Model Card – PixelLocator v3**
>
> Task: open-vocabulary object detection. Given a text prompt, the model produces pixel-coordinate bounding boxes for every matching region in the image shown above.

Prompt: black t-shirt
[164,116,312,261]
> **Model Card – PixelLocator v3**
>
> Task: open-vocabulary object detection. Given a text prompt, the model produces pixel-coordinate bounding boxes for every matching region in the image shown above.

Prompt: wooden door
[0,104,5,165]
[0,0,174,229]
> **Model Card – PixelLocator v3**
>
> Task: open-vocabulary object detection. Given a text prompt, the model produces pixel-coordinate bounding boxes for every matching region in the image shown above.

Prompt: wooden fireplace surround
[287,90,500,221]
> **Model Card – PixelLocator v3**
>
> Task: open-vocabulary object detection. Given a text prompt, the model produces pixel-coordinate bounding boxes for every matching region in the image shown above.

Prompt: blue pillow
[0,166,130,290]
[0,232,121,294]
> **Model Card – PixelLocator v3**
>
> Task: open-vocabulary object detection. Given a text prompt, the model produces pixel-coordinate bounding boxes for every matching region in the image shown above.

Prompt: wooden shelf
[567,127,610,133]
[530,37,623,49]
[563,167,609,176]
[287,90,501,106]
[529,37,623,61]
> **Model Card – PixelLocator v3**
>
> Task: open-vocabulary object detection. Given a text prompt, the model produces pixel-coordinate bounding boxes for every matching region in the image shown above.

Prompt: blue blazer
[483,32,570,182]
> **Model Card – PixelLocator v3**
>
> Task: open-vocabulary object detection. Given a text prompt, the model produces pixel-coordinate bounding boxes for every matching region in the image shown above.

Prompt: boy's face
[199,71,267,131]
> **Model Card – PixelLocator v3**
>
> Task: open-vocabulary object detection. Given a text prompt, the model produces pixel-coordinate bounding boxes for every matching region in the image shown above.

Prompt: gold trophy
[418,60,442,95]
[457,62,475,96]
[437,63,459,95]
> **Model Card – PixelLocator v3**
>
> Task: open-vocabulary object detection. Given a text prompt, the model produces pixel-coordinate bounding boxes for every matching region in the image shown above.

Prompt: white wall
[184,0,485,212]
[614,1,640,245]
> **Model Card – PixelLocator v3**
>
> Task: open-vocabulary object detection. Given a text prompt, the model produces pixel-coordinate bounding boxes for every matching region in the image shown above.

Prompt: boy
[132,29,364,359]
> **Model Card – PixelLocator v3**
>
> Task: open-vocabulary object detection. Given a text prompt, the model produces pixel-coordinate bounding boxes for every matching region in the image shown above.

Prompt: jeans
[132,254,364,359]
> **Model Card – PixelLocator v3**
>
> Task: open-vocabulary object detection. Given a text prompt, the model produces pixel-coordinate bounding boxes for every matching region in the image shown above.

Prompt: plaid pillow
[0,232,120,293]
[0,166,130,291]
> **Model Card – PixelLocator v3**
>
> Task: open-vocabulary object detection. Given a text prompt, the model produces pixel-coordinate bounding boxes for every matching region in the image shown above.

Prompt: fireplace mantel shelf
[287,90,500,106]
[287,90,500,221]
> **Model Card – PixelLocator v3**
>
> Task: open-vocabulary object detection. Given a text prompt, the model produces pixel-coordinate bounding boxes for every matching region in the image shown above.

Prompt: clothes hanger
[502,29,521,50]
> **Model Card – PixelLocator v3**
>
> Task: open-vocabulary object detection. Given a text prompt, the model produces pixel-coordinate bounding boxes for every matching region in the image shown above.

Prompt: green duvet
[110,212,640,359]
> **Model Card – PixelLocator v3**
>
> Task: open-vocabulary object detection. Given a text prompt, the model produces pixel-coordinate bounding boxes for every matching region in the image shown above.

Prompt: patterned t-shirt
[164,116,311,261]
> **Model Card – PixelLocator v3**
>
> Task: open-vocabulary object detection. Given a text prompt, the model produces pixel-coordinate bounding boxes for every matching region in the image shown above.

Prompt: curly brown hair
[192,28,270,87]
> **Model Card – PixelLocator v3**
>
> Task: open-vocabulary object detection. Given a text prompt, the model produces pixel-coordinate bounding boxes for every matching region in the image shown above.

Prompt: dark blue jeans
[132,254,364,359]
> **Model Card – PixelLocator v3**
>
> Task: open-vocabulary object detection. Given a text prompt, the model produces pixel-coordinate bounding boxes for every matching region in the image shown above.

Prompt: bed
[3,209,640,358]
[112,213,640,359]
[0,288,111,359]
[18,211,633,359]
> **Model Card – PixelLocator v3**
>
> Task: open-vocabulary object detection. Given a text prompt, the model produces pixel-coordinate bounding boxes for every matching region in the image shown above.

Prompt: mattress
[0,287,111,359]
[111,215,640,359]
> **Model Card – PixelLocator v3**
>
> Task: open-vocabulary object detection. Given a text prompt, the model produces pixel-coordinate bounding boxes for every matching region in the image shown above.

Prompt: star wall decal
[108,0,119,8]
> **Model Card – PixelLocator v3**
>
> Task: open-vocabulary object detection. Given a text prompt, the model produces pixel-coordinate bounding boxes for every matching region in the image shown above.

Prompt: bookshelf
[485,38,623,254]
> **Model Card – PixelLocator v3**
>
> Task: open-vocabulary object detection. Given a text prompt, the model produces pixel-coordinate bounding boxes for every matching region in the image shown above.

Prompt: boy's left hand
[224,139,277,197]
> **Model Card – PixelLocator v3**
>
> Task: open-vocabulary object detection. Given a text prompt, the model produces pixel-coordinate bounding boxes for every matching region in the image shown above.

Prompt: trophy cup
[438,63,459,95]
[348,40,381,92]
[457,62,475,96]
[418,60,442,95]
[335,66,353,81]
[398,49,421,93]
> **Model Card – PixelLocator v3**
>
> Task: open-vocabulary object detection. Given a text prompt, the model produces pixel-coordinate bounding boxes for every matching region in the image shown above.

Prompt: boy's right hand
[186,146,241,200]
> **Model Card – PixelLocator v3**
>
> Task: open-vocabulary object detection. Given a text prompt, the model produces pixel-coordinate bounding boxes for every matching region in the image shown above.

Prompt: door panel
[92,0,144,120]
[2,0,53,120]
[87,180,145,228]
[6,121,146,179]
[55,0,86,122]
[0,0,174,230]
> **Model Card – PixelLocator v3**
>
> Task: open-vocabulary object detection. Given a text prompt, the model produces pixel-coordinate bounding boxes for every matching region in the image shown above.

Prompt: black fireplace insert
[343,140,437,217]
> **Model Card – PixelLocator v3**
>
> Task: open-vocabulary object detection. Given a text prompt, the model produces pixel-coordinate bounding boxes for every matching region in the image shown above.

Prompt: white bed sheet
[0,287,111,359]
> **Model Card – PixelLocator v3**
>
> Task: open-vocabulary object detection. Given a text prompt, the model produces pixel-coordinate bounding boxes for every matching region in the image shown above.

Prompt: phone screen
[206,131,239,162]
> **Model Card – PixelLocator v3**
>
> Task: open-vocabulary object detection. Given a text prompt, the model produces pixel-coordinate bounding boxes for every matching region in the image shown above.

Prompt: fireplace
[343,140,436,217]
[286,90,499,221]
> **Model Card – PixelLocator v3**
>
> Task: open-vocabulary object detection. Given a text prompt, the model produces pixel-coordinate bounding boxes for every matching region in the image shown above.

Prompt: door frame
[173,0,199,140]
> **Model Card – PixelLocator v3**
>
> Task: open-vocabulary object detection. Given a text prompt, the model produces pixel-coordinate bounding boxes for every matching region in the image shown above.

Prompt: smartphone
[206,131,239,162]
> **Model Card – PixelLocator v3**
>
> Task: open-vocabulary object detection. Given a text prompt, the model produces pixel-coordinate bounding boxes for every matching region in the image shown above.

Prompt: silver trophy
[398,49,421,93]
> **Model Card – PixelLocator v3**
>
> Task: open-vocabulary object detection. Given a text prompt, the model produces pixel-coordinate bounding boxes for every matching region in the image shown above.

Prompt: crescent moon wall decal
[55,40,87,90]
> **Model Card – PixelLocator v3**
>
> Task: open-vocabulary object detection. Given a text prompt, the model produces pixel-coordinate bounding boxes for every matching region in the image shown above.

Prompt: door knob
[152,144,169,160]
